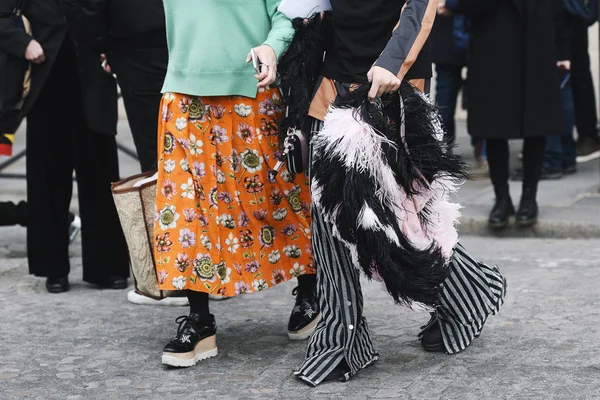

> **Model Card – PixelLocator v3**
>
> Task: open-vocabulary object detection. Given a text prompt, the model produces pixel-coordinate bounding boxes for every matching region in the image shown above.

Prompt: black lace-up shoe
[419,313,445,353]
[288,286,320,340]
[162,313,217,367]
[46,276,69,293]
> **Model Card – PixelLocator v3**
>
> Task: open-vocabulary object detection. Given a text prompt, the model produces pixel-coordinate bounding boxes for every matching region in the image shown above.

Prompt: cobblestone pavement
[1,234,599,400]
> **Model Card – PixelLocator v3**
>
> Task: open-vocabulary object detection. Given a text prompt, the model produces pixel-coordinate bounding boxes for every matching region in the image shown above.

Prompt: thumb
[245,51,252,63]
[367,68,374,82]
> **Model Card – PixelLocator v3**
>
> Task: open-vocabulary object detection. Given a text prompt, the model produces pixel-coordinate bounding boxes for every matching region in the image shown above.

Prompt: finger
[266,68,276,86]
[257,64,269,80]
[368,82,379,100]
[105,64,112,74]
[257,76,270,88]
[376,84,387,98]
[258,68,275,88]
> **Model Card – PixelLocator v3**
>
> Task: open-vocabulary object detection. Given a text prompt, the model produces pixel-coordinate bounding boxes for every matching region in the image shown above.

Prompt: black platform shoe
[419,314,445,353]
[46,276,69,293]
[516,187,538,227]
[288,285,320,340]
[162,313,217,367]
[488,185,515,229]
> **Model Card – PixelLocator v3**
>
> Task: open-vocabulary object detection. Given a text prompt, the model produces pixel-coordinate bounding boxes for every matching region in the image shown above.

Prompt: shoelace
[175,315,195,337]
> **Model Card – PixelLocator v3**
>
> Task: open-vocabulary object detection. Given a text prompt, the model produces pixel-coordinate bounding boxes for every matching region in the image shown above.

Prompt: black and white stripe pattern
[295,119,507,386]
[295,200,379,386]
[434,243,507,354]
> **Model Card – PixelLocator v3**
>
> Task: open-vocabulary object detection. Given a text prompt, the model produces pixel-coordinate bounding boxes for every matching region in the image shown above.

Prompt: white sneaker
[126,290,189,306]
[208,294,230,301]
[68,215,81,244]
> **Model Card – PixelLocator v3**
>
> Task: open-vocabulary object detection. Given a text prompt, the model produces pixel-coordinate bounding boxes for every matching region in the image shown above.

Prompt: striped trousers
[295,119,507,387]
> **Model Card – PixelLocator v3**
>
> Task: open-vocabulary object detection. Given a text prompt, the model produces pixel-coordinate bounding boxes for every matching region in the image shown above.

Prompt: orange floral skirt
[154,89,315,297]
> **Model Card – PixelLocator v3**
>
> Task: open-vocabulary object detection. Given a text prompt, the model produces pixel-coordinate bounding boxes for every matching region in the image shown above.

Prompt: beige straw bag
[111,171,175,299]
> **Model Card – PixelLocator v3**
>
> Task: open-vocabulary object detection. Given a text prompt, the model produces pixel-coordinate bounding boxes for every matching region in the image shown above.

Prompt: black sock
[186,290,210,320]
[297,274,316,291]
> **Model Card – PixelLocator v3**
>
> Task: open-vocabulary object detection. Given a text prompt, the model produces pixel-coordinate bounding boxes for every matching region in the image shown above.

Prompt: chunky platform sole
[421,341,446,353]
[288,313,321,341]
[161,335,218,367]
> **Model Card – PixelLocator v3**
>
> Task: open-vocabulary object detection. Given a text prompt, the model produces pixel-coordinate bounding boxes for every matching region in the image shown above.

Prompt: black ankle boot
[488,185,515,229]
[516,187,538,227]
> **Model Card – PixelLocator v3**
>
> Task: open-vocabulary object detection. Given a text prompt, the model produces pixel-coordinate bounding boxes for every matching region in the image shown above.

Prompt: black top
[323,0,433,83]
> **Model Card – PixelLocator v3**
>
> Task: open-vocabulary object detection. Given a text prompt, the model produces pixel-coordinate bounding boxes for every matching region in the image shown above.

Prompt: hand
[557,60,571,71]
[246,45,277,88]
[24,40,45,64]
[303,11,325,25]
[100,54,112,74]
[437,0,451,15]
[367,66,402,100]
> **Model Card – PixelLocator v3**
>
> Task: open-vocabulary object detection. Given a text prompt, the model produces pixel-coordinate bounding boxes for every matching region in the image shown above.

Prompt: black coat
[457,0,569,139]
[0,0,117,134]
[59,0,165,53]
[432,15,467,66]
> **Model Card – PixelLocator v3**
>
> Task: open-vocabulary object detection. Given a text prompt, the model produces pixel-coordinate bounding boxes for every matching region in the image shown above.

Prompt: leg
[0,201,27,226]
[26,38,76,282]
[521,137,545,189]
[162,290,217,367]
[435,64,462,147]
[517,136,545,226]
[571,19,599,142]
[421,243,507,354]
[543,134,563,173]
[74,127,130,285]
[110,29,168,172]
[295,119,378,387]
[560,82,577,172]
[486,138,514,228]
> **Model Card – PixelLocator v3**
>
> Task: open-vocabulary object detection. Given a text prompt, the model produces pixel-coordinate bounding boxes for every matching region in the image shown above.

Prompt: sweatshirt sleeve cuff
[263,36,288,60]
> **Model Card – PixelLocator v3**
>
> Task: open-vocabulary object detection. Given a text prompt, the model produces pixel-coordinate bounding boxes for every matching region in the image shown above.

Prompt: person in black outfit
[567,11,600,161]
[0,0,129,293]
[432,0,469,147]
[60,0,168,173]
[455,0,570,228]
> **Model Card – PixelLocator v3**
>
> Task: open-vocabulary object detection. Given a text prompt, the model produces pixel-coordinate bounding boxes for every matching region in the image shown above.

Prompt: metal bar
[116,142,139,160]
[0,173,26,179]
[0,149,26,172]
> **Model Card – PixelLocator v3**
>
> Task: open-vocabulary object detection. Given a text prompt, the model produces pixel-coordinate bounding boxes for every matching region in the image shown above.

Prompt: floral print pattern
[154,89,314,297]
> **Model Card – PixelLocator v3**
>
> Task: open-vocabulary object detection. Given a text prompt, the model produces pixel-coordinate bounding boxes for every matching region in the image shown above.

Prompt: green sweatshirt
[161,0,293,99]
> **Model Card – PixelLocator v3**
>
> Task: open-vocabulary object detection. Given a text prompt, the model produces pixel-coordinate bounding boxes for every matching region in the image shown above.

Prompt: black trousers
[26,38,129,284]
[487,137,545,189]
[110,29,168,172]
[570,18,599,141]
